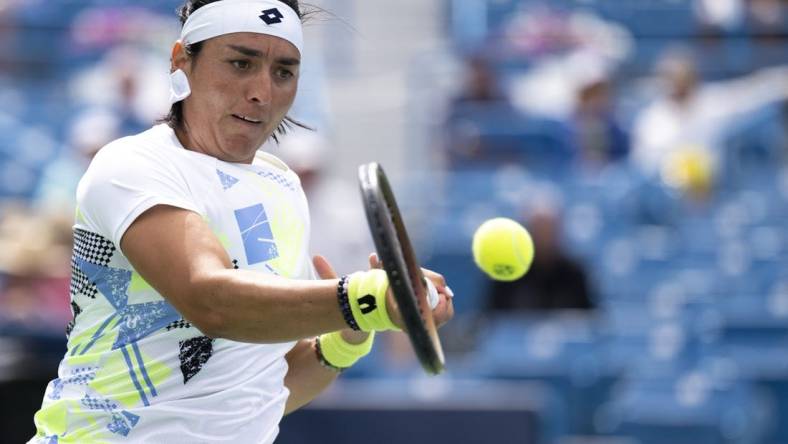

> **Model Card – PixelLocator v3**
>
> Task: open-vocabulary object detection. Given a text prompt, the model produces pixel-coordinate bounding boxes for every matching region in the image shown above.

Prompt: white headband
[181,0,303,54]
[170,0,303,105]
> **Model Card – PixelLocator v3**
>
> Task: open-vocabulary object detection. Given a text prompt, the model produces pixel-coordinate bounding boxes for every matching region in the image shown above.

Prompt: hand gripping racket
[358,162,445,375]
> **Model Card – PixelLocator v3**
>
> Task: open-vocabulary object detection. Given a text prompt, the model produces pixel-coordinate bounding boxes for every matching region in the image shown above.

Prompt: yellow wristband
[318,331,375,368]
[347,269,398,332]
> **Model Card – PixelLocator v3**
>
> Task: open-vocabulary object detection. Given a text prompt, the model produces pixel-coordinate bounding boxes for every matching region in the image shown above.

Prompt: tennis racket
[358,162,445,375]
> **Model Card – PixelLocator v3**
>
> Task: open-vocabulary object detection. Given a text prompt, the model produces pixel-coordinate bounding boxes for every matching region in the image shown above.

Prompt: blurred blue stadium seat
[446,103,574,171]
[602,374,771,444]
[470,314,616,434]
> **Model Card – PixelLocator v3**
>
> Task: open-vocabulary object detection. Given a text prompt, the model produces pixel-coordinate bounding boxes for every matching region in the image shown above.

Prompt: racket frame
[358,162,445,375]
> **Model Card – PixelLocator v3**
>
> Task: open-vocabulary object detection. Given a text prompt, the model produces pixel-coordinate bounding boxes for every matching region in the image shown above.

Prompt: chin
[222,134,265,160]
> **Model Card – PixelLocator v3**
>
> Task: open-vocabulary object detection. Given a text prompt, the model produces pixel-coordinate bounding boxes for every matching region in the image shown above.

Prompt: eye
[276,67,294,80]
[231,59,251,70]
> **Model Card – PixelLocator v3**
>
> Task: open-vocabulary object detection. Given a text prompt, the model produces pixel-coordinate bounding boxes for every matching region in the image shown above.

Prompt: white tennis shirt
[31,124,313,443]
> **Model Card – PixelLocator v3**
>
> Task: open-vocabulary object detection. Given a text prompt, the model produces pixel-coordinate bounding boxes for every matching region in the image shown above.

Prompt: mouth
[232,114,263,125]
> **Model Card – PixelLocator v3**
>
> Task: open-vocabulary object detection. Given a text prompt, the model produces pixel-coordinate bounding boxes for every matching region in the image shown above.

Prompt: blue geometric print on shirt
[73,252,180,353]
[108,411,140,437]
[216,169,239,190]
[68,231,181,424]
[75,258,131,310]
[234,203,279,265]
[113,301,180,349]
[81,394,140,437]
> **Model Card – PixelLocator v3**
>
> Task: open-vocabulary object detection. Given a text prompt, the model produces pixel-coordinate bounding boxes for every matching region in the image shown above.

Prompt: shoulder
[91,124,179,165]
[77,124,196,201]
[75,125,205,245]
[80,124,195,186]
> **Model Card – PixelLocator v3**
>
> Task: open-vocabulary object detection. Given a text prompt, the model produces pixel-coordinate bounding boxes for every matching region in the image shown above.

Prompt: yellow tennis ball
[472,218,534,281]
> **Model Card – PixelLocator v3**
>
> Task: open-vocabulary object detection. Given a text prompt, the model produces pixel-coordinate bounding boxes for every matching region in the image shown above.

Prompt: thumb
[313,255,338,280]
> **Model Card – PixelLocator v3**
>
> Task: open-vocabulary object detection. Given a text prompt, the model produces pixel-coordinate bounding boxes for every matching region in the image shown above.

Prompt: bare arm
[121,205,349,342]
[283,255,371,414]
[122,205,454,411]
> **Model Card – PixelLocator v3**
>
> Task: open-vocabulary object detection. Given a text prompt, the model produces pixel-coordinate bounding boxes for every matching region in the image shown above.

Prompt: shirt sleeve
[76,140,203,250]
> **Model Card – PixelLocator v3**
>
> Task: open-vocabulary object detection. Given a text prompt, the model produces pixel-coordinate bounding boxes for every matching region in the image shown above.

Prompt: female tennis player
[29,1,454,442]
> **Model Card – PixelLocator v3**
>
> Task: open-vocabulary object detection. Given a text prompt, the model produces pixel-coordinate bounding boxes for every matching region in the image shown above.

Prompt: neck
[173,123,205,156]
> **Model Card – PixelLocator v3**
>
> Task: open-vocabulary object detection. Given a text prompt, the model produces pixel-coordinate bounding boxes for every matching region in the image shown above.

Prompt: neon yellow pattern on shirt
[246,170,305,277]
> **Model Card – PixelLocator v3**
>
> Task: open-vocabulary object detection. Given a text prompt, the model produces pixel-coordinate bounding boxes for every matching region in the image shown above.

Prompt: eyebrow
[227,44,300,66]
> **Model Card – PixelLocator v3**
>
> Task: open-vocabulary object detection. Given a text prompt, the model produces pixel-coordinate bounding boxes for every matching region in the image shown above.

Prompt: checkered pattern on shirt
[69,229,116,299]
[256,171,296,191]
[70,262,97,299]
[73,228,116,266]
[63,367,97,386]
[166,319,192,331]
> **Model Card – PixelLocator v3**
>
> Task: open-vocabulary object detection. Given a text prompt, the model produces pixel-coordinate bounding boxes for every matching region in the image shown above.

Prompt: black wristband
[314,336,346,373]
[337,275,360,331]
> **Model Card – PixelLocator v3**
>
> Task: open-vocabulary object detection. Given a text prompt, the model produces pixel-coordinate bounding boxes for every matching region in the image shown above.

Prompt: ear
[171,41,191,74]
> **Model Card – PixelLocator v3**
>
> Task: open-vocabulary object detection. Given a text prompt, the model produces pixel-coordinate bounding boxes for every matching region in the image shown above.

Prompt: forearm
[188,269,348,343]
[121,207,351,343]
[283,330,370,414]
[282,338,338,414]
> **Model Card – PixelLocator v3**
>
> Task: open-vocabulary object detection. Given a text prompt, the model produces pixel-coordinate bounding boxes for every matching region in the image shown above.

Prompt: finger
[369,252,381,269]
[431,296,448,326]
[433,294,454,327]
[312,255,338,280]
[422,268,447,288]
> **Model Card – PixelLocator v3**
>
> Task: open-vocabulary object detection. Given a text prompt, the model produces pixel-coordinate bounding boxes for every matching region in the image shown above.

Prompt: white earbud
[169,69,192,105]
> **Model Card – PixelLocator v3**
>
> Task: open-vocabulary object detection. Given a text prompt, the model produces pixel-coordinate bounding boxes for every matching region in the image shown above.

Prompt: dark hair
[163,0,311,143]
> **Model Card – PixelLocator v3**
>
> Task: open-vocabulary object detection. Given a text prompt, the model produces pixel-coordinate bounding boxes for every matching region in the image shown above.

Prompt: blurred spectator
[694,0,745,31]
[33,108,119,211]
[631,48,788,186]
[69,5,175,51]
[444,53,515,167]
[567,53,630,168]
[0,0,22,74]
[450,54,510,109]
[0,205,72,443]
[486,204,595,312]
[69,45,170,133]
[748,0,786,36]
[501,6,633,65]
[0,205,72,329]
[506,7,633,119]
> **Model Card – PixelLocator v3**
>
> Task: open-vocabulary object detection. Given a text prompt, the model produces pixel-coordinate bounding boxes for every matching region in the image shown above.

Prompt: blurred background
[1,0,788,443]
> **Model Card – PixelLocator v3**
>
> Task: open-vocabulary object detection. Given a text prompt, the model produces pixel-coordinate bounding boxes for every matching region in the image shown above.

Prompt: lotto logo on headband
[260,8,284,25]
[180,0,304,55]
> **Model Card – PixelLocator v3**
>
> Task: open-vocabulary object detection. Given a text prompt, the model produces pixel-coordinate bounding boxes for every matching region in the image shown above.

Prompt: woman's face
[173,32,300,163]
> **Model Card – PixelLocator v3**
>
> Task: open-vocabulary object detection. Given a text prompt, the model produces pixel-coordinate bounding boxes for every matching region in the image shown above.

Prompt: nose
[247,70,272,106]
